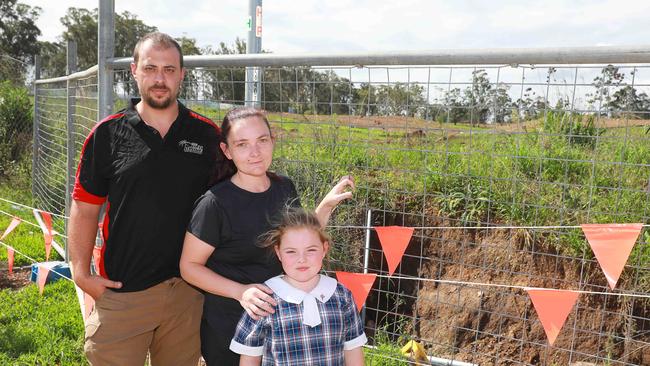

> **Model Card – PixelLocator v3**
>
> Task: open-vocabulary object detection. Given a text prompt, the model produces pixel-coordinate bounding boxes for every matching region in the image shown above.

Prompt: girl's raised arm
[315,175,355,227]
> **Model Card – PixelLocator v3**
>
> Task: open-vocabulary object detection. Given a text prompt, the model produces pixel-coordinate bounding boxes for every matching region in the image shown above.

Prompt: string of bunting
[0,241,73,291]
[0,208,68,239]
[0,203,99,320]
[0,197,68,219]
[0,197,647,346]
[0,207,70,289]
[333,223,646,346]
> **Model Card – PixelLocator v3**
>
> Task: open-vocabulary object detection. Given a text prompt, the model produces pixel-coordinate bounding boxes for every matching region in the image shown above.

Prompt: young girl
[229,208,367,366]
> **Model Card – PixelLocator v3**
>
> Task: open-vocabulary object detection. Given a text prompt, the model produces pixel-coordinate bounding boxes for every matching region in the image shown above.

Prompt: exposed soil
[362,211,650,366]
[274,112,650,133]
[0,266,32,290]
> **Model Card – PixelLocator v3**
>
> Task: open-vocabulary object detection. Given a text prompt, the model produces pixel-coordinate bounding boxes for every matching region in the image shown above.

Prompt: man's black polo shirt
[72,98,221,292]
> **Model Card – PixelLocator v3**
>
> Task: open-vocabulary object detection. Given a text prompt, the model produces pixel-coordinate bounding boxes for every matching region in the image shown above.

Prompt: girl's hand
[322,175,355,208]
[316,176,355,227]
[239,283,277,320]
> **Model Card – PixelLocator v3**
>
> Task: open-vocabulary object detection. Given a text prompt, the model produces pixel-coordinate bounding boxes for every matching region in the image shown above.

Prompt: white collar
[265,274,338,304]
[265,275,337,328]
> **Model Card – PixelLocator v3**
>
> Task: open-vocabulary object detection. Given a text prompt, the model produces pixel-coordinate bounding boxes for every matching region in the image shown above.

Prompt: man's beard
[141,85,177,109]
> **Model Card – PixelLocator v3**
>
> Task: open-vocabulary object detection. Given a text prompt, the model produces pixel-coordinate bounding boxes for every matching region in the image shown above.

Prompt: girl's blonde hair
[259,207,330,249]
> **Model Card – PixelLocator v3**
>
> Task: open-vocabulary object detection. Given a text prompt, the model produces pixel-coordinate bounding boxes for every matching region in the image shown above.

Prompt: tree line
[2,1,650,122]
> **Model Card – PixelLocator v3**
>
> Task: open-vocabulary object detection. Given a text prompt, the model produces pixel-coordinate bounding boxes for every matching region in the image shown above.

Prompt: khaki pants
[84,278,203,366]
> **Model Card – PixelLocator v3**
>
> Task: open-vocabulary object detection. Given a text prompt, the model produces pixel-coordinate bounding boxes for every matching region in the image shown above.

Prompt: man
[69,32,222,366]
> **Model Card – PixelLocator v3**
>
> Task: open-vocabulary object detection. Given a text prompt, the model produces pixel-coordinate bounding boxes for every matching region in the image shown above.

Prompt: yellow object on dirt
[400,340,429,364]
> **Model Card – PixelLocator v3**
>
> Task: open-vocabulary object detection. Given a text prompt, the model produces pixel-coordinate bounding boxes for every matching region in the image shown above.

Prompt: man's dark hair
[133,32,184,68]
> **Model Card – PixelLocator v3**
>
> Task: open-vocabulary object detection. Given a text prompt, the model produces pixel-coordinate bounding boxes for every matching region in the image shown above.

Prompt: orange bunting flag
[581,224,642,290]
[37,265,50,295]
[93,246,102,275]
[35,210,54,261]
[335,271,377,312]
[84,292,95,320]
[526,288,579,346]
[7,246,14,274]
[374,226,414,276]
[1,217,21,240]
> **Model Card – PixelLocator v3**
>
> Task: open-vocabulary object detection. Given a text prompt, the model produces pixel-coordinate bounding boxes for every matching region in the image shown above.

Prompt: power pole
[245,0,263,107]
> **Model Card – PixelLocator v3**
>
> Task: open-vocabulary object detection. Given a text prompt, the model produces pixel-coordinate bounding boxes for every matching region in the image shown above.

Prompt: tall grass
[269,110,650,261]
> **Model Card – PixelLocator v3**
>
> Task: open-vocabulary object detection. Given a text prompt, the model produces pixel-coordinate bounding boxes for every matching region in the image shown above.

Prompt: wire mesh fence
[34,54,650,365]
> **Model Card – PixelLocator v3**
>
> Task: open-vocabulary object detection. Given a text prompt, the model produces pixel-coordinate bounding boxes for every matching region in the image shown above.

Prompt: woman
[180,107,353,366]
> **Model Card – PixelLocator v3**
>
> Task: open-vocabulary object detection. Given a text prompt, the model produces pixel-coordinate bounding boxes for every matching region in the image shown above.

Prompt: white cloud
[19,0,650,53]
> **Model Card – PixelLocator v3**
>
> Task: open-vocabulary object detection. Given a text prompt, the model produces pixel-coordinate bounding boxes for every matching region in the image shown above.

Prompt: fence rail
[33,47,650,366]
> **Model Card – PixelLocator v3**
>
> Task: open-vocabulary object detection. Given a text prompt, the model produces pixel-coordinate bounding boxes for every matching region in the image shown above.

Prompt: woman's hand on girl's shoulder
[239,283,277,320]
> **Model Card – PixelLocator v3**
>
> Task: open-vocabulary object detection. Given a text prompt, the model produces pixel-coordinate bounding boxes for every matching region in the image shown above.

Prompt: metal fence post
[64,41,78,261]
[98,0,115,120]
[32,55,41,205]
[245,0,263,107]
[362,209,372,325]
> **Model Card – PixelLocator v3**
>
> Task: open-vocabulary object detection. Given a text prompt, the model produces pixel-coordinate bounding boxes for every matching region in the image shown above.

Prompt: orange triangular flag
[1,217,21,240]
[374,226,414,276]
[93,246,102,275]
[84,292,95,320]
[335,271,377,312]
[7,246,14,274]
[526,288,579,346]
[581,224,642,289]
[40,211,53,261]
[37,266,50,295]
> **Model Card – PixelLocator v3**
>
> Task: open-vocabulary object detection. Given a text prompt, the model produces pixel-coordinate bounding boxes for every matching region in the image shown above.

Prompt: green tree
[351,83,377,116]
[40,7,156,91]
[0,81,32,176]
[202,38,247,104]
[261,67,353,114]
[514,87,548,122]
[37,40,66,79]
[587,65,625,116]
[440,87,467,124]
[375,83,426,117]
[490,82,512,123]
[309,70,354,115]
[0,0,42,85]
[607,85,650,119]
[464,69,492,124]
[176,36,202,100]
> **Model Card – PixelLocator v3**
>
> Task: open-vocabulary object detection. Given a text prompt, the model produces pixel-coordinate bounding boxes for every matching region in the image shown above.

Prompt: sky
[19,0,650,54]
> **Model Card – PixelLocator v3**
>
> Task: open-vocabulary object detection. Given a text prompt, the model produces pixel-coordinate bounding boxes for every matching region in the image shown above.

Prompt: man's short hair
[133,32,184,68]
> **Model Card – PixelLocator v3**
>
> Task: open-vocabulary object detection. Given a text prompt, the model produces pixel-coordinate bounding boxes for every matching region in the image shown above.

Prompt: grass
[364,321,411,366]
[0,167,78,365]
[0,279,85,365]
[0,180,65,267]
[265,109,650,261]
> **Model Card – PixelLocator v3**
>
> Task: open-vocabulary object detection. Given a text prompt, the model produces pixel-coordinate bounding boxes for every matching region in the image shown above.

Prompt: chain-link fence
[34,50,650,365]
[33,67,98,238]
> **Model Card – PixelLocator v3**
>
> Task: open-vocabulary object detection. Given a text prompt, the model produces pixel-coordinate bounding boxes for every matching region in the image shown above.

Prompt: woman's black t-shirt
[187,174,300,330]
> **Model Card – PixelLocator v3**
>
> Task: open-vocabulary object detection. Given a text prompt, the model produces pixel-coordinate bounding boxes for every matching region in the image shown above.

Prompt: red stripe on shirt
[189,111,222,134]
[99,203,110,279]
[72,113,124,204]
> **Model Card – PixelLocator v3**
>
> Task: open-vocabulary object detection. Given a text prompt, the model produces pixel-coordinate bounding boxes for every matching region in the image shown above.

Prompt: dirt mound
[413,228,650,365]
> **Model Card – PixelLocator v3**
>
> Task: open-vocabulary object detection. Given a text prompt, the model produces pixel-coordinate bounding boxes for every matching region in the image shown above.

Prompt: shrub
[0,81,32,177]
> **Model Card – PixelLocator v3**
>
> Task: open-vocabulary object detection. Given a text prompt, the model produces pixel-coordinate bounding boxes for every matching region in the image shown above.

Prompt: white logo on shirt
[178,140,204,155]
